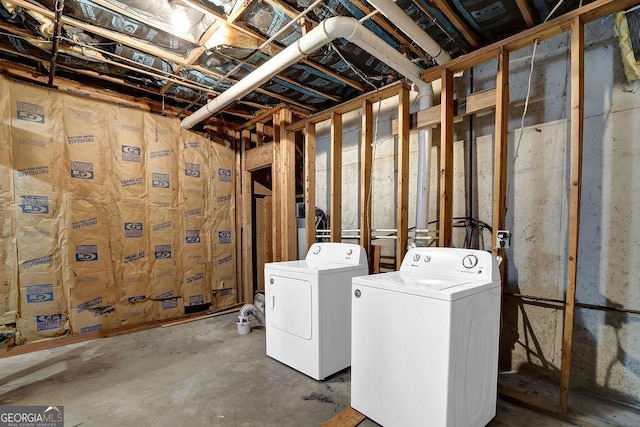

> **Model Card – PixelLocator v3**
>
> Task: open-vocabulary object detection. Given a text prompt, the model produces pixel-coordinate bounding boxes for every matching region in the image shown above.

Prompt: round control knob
[462,254,478,269]
[424,255,431,262]
[347,249,353,255]
[270,278,274,284]
[354,289,361,298]
[312,246,321,254]
[413,254,420,262]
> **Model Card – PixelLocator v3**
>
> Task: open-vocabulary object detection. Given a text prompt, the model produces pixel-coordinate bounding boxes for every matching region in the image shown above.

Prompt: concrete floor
[0,313,574,426]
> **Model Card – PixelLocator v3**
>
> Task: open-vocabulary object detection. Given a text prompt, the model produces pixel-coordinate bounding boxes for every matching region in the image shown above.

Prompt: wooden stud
[235,132,243,303]
[241,130,254,303]
[372,244,381,274]
[360,100,373,255]
[421,0,640,82]
[430,0,482,49]
[305,122,317,252]
[330,111,343,243]
[439,69,454,248]
[560,16,584,415]
[397,85,410,268]
[515,0,536,27]
[256,122,265,146]
[279,108,297,261]
[492,48,509,261]
[272,111,282,261]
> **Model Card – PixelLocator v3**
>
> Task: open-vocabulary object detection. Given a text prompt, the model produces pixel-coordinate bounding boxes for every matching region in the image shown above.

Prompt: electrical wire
[328,41,378,90]
[545,0,565,22]
[365,99,383,245]
[507,0,565,206]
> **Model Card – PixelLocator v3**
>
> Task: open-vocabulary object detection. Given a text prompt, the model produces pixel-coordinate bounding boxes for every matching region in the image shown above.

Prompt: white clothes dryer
[265,242,368,380]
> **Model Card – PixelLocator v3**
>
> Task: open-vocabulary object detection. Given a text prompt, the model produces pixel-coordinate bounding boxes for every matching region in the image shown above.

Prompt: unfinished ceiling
[0,0,585,130]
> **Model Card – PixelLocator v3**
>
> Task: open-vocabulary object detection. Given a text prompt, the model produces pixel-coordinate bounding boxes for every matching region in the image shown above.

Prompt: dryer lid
[265,259,368,275]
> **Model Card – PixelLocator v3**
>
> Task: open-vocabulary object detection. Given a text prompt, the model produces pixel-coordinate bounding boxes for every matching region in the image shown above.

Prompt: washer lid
[352,271,499,301]
[265,260,368,275]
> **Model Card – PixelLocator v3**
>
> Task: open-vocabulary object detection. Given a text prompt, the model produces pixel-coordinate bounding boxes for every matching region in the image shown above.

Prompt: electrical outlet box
[496,230,511,249]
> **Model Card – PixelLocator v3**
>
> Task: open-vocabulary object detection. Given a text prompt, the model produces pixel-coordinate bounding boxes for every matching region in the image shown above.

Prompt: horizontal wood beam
[430,0,482,49]
[515,0,536,27]
[391,88,497,134]
[242,104,310,129]
[244,143,274,171]
[288,81,409,132]
[421,0,640,82]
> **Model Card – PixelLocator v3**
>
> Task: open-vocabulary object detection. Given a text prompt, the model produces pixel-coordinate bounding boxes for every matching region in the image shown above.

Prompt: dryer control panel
[399,247,499,282]
[306,242,368,267]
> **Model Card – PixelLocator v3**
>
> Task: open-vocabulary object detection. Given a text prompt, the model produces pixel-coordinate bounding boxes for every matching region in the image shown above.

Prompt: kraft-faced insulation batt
[0,75,237,342]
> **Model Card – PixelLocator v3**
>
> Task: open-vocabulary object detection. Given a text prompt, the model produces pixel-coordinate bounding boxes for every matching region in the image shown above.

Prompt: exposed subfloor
[1,313,576,426]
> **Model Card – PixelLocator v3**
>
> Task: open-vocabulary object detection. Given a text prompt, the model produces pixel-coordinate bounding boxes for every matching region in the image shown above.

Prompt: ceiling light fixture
[170,0,191,33]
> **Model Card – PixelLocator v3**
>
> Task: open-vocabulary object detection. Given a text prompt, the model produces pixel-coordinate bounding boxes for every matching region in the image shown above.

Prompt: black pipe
[503,292,640,317]
[465,68,474,220]
[48,0,65,87]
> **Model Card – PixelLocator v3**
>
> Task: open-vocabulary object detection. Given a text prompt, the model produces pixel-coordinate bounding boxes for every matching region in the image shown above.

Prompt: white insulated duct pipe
[366,0,451,66]
[366,0,451,238]
[180,16,429,129]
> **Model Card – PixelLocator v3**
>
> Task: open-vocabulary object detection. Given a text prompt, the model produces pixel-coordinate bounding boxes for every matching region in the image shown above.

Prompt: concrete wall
[313,17,640,406]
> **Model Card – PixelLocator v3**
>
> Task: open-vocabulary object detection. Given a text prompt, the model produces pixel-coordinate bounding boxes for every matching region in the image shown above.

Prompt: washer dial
[462,254,478,269]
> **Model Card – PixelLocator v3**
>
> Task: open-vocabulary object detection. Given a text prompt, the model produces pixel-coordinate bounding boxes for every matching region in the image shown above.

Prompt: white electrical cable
[328,41,378,90]
[507,0,565,206]
[365,100,383,244]
[545,0,565,22]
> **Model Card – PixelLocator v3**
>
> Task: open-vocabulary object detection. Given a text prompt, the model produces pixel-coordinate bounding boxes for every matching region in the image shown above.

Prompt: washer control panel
[399,248,499,281]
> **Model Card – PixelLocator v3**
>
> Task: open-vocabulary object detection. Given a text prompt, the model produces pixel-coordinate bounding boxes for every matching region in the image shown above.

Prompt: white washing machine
[351,247,501,427]
[265,242,368,380]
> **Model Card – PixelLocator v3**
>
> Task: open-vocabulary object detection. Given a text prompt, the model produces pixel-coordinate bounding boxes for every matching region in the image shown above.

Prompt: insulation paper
[150,267,182,320]
[19,271,65,317]
[0,75,237,341]
[615,12,640,82]
[211,214,235,290]
[145,114,179,207]
[68,306,116,335]
[112,201,149,271]
[62,94,110,198]
[67,269,116,310]
[149,206,178,270]
[9,84,62,194]
[115,271,152,326]
[65,197,112,272]
[110,105,147,201]
[182,264,210,308]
